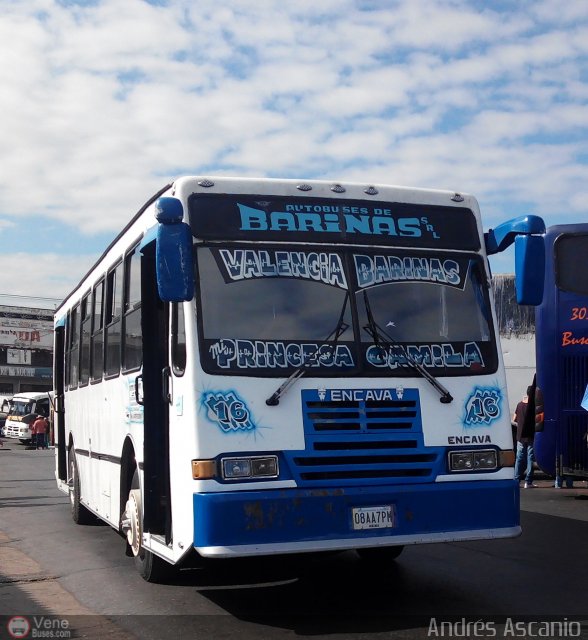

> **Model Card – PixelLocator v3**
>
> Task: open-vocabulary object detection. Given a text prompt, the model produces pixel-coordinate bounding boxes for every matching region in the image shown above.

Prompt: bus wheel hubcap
[125,489,142,557]
[69,461,75,505]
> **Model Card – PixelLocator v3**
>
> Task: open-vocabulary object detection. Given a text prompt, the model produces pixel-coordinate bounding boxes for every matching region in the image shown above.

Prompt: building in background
[492,275,536,414]
[0,305,53,397]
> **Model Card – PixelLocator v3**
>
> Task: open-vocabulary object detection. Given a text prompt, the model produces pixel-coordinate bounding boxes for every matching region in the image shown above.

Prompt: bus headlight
[223,458,251,478]
[448,449,498,472]
[221,456,279,480]
[192,455,279,480]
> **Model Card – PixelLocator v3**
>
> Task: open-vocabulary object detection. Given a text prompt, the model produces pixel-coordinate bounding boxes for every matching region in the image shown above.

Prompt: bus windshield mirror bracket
[362,291,453,404]
[266,292,350,407]
[485,214,546,306]
[484,214,545,255]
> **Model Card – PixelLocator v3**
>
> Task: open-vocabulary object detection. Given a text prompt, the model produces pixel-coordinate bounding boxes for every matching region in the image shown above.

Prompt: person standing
[32,414,49,450]
[513,386,537,488]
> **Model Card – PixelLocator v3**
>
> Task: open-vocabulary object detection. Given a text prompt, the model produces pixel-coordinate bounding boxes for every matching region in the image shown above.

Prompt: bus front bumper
[193,480,520,557]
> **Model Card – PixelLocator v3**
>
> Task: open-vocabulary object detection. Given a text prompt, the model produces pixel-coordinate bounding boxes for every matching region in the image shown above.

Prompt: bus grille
[562,414,588,477]
[561,354,588,410]
[284,388,444,486]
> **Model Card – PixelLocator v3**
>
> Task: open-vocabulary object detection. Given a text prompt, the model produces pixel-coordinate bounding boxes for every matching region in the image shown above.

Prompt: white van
[3,392,52,443]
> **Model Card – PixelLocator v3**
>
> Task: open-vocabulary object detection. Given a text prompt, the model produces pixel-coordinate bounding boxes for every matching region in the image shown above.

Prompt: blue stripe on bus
[193,480,519,548]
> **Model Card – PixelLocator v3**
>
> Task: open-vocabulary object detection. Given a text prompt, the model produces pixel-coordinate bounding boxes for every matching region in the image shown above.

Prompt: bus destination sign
[188,194,481,250]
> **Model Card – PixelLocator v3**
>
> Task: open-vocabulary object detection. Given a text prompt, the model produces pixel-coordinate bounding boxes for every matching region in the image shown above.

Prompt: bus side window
[171,303,186,375]
[555,234,588,295]
[79,292,91,386]
[64,312,71,389]
[91,278,105,381]
[67,304,80,389]
[35,398,49,417]
[123,245,142,372]
[105,262,123,377]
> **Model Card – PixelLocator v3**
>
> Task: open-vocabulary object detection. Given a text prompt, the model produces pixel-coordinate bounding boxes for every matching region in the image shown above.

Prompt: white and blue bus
[54,176,545,581]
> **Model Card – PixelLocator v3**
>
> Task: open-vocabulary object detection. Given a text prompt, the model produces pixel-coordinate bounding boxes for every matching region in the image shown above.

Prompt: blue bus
[535,224,588,480]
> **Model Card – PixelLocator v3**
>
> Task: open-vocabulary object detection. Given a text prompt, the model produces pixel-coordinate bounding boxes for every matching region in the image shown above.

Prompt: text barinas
[354,254,461,288]
[238,203,439,238]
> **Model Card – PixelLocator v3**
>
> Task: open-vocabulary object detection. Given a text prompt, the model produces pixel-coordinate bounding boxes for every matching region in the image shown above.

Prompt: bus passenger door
[140,243,172,542]
[53,323,67,481]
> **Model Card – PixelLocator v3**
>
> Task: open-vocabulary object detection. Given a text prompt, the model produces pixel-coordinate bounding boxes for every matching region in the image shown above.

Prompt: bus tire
[69,450,94,525]
[357,545,404,562]
[125,470,172,583]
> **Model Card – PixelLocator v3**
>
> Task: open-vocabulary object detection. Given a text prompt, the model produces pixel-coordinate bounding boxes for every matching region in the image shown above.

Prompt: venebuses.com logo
[6,616,71,638]
[7,617,29,639]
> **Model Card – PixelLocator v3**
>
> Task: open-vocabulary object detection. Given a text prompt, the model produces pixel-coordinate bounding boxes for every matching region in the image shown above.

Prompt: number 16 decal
[464,387,502,426]
[202,390,255,433]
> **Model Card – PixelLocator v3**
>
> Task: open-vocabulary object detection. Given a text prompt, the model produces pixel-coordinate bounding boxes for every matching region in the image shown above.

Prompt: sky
[1,0,587,310]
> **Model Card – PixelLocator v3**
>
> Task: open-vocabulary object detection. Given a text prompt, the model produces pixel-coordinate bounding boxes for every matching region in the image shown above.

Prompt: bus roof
[11,391,53,402]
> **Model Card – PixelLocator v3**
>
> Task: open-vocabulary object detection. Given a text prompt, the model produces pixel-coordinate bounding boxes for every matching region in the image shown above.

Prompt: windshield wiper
[266,292,350,407]
[362,291,453,404]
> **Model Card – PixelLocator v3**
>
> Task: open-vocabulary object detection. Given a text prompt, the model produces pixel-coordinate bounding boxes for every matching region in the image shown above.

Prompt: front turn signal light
[191,459,217,479]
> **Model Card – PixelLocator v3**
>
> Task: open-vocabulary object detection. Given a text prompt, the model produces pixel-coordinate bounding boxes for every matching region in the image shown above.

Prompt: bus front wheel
[124,470,172,583]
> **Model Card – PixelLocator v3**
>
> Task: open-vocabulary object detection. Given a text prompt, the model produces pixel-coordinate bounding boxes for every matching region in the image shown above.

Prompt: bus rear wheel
[124,470,172,583]
[357,545,404,562]
[69,450,94,525]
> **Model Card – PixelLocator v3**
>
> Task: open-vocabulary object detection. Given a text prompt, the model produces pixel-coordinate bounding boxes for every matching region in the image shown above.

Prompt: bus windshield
[10,400,34,416]
[196,246,497,377]
[357,263,492,344]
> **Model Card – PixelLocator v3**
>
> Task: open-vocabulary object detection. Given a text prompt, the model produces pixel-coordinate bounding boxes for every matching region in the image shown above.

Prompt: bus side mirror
[155,197,195,302]
[514,234,544,305]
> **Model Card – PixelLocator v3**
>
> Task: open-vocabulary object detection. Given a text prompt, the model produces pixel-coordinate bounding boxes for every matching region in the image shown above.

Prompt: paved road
[1,442,588,639]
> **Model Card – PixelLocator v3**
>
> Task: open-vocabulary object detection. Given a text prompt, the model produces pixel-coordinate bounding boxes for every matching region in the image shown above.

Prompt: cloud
[0,0,587,289]
[0,253,95,308]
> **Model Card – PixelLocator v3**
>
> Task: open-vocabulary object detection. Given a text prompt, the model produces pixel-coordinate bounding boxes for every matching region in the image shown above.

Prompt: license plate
[351,505,395,530]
